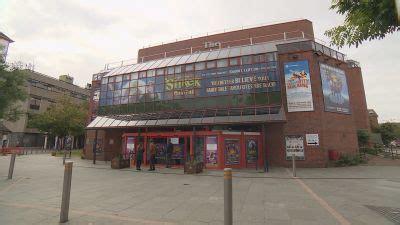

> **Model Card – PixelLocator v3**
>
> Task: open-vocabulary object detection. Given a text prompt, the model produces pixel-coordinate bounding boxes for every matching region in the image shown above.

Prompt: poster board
[320,63,350,114]
[224,139,240,165]
[284,60,314,112]
[285,135,305,160]
[306,134,319,146]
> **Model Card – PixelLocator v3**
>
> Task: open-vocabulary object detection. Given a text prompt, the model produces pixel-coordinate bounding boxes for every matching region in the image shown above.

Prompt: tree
[325,0,399,48]
[28,96,88,148]
[357,129,370,148]
[377,122,397,146]
[0,49,27,121]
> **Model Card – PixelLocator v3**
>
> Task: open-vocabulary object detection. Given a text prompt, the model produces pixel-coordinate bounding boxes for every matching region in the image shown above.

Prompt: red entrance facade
[121,130,263,170]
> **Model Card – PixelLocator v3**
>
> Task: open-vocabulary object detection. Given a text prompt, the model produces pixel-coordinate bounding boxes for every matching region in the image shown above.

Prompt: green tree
[357,129,370,147]
[377,122,397,146]
[28,96,88,147]
[0,50,27,121]
[325,0,399,48]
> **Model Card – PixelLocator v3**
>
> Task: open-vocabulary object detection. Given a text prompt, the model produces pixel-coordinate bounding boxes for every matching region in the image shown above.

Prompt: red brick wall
[265,51,359,167]
[138,19,314,62]
[346,66,370,131]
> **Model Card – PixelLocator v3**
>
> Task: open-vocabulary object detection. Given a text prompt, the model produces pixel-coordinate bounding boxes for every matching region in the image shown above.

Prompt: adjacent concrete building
[1,70,90,148]
[85,19,370,168]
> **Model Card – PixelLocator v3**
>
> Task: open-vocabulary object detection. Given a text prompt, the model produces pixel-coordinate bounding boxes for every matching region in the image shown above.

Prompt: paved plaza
[0,154,400,225]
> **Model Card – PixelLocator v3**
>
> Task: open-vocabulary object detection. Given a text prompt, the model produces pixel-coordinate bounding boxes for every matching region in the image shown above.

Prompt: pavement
[0,154,399,225]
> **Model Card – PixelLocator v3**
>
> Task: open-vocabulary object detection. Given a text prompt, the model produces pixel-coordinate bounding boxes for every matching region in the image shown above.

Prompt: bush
[335,154,365,167]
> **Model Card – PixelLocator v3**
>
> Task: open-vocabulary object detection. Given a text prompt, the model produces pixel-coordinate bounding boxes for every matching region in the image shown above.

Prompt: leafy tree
[357,129,370,147]
[28,96,88,147]
[376,122,397,146]
[0,49,27,121]
[325,0,399,48]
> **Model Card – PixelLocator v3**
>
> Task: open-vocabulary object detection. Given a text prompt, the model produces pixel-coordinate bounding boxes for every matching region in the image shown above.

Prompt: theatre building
[84,19,370,169]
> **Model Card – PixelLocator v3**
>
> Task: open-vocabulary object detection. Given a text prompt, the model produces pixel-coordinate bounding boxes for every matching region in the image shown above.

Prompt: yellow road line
[0,201,176,225]
[286,168,351,225]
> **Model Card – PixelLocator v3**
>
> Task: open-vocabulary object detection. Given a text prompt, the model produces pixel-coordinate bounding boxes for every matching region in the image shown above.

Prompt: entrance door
[223,138,242,168]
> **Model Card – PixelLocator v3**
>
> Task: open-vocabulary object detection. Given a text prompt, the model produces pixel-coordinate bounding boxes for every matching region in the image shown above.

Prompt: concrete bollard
[224,168,233,225]
[60,162,73,223]
[63,150,67,165]
[8,153,16,179]
[292,153,296,177]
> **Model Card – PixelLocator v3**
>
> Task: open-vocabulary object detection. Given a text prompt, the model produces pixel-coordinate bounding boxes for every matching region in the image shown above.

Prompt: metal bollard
[292,153,296,177]
[8,154,16,179]
[63,150,67,165]
[224,168,233,225]
[60,162,73,223]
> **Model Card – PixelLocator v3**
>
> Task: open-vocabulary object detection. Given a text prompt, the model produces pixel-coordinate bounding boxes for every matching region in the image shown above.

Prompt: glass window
[121,89,129,96]
[114,90,121,97]
[107,83,114,91]
[101,78,108,84]
[206,61,216,69]
[156,69,164,76]
[108,76,115,83]
[113,97,121,105]
[114,82,122,90]
[115,75,123,82]
[129,95,137,103]
[122,80,130,89]
[266,52,277,62]
[185,64,194,72]
[131,72,138,80]
[175,65,182,74]
[229,58,239,66]
[123,74,130,81]
[195,62,205,71]
[155,76,164,84]
[107,91,113,98]
[130,80,138,88]
[139,71,146,78]
[217,59,228,68]
[253,54,266,63]
[101,84,107,92]
[107,98,113,105]
[241,56,252,65]
[147,69,155,77]
[129,88,137,96]
[167,67,174,75]
[121,96,129,104]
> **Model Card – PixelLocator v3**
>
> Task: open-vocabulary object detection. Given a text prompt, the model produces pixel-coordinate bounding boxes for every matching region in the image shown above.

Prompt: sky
[0,0,399,122]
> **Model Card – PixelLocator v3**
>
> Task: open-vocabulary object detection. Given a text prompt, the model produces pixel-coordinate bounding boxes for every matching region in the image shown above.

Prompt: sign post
[292,153,296,177]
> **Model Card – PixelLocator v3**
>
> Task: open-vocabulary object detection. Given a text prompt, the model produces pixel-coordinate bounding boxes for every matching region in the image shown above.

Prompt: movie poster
[224,139,240,165]
[246,139,258,163]
[206,136,218,166]
[171,144,184,159]
[320,63,350,114]
[155,143,166,159]
[285,135,305,160]
[284,60,314,112]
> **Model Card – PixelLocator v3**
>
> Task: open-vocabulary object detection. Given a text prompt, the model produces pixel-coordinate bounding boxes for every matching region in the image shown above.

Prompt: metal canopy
[86,106,286,129]
[101,39,305,78]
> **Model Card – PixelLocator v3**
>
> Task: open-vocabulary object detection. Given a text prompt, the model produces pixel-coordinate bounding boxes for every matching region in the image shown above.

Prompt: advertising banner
[171,144,184,159]
[206,136,218,166]
[284,60,314,112]
[246,139,258,163]
[224,139,240,165]
[320,63,350,114]
[285,135,305,160]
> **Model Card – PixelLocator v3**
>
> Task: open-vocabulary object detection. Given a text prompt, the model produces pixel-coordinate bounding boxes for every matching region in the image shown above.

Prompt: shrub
[335,154,364,167]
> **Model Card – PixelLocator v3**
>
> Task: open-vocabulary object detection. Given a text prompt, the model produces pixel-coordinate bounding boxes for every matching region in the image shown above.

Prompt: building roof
[368,109,378,117]
[0,32,14,43]
[0,122,11,133]
[102,38,309,78]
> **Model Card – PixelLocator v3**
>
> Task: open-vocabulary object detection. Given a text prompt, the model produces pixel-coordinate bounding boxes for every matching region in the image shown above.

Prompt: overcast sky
[0,0,399,122]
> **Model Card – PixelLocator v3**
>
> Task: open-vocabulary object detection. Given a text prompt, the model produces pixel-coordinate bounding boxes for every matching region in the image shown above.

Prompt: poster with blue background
[284,60,314,112]
[319,63,350,114]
